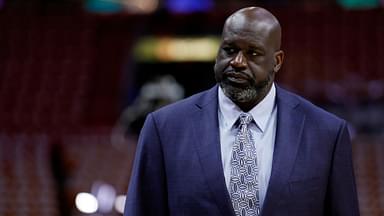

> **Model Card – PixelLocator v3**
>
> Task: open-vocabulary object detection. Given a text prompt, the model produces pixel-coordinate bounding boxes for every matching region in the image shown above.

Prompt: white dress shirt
[218,83,277,209]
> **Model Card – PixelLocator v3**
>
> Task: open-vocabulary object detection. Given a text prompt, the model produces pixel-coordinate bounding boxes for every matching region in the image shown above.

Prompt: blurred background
[0,0,383,215]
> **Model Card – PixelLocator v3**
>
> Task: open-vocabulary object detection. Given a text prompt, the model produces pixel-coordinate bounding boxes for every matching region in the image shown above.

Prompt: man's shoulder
[277,86,346,125]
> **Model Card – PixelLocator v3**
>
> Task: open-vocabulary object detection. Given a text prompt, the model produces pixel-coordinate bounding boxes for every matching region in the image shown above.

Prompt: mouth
[223,71,250,86]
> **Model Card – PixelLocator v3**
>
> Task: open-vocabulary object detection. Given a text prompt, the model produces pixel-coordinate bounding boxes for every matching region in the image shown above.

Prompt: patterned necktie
[230,113,260,216]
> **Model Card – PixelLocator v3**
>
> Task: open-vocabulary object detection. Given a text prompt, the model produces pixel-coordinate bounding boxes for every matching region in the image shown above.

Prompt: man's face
[214,18,278,107]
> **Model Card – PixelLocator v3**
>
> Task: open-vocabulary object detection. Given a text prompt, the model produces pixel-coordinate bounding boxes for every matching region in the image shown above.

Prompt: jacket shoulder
[278,87,347,127]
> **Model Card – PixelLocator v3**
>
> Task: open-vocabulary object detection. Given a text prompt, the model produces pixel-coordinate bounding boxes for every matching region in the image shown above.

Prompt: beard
[218,70,274,104]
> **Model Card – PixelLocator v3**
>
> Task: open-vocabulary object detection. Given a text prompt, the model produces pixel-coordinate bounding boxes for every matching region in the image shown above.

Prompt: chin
[221,83,259,104]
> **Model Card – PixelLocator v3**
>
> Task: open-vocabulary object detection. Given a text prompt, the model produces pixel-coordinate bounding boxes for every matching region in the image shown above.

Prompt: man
[124,7,359,216]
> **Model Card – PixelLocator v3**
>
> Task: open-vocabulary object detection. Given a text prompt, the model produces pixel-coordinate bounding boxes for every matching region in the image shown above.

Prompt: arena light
[94,183,116,213]
[134,36,220,62]
[121,0,159,13]
[165,0,213,13]
[114,195,127,214]
[75,192,98,214]
[84,0,123,14]
[337,0,379,9]
[85,0,158,14]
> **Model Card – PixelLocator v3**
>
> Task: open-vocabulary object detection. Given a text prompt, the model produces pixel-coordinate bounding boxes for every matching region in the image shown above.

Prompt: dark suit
[124,85,359,216]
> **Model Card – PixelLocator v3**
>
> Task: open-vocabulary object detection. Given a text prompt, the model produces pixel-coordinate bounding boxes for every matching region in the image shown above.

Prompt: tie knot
[239,113,253,125]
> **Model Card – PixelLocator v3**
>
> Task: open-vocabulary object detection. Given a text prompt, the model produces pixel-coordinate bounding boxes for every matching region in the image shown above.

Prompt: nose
[230,51,247,70]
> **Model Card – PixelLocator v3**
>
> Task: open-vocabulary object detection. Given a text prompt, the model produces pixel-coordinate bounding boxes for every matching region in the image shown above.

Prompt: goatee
[219,71,274,104]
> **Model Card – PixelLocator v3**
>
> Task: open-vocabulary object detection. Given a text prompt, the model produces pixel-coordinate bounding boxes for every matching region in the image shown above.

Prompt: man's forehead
[222,18,271,43]
[225,18,271,34]
[226,13,248,29]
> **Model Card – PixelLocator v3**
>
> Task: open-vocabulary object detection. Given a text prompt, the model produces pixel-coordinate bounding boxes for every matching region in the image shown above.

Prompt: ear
[273,50,284,73]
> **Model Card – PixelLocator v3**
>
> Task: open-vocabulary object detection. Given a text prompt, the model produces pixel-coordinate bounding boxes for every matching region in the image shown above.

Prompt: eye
[223,47,237,55]
[248,50,260,57]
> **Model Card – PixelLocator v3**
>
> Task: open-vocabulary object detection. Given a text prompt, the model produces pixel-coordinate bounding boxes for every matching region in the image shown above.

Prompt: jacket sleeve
[124,113,169,216]
[325,121,360,216]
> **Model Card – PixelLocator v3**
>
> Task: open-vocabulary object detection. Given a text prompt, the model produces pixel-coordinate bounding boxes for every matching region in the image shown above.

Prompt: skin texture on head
[214,7,284,112]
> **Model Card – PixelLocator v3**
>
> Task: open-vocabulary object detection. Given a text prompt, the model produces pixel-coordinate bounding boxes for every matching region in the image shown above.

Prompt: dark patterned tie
[230,113,260,216]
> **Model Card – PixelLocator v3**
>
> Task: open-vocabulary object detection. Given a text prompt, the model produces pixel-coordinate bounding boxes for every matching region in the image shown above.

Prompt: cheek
[214,59,229,72]
[266,54,277,69]
[213,62,224,80]
[249,64,272,81]
[250,57,275,75]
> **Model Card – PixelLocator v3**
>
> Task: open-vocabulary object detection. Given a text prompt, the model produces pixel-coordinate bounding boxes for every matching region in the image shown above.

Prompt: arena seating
[0,5,383,216]
[0,133,59,216]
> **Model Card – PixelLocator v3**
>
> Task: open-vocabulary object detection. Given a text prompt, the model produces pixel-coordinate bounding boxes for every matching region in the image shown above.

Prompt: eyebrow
[220,38,266,51]
[221,39,234,44]
[248,45,264,51]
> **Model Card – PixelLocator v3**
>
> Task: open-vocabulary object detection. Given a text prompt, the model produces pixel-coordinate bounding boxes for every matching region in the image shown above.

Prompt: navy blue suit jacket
[124,85,359,216]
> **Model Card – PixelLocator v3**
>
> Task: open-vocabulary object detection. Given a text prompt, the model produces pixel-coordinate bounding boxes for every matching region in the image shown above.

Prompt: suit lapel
[191,85,235,216]
[261,86,306,215]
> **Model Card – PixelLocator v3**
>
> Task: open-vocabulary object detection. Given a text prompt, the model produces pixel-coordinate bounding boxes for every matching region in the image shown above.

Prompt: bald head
[223,7,282,50]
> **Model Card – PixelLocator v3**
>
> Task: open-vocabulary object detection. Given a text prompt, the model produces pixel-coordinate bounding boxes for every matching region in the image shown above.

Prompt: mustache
[223,70,252,80]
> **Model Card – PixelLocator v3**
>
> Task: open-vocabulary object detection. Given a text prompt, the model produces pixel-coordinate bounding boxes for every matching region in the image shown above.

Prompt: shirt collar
[218,83,276,132]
